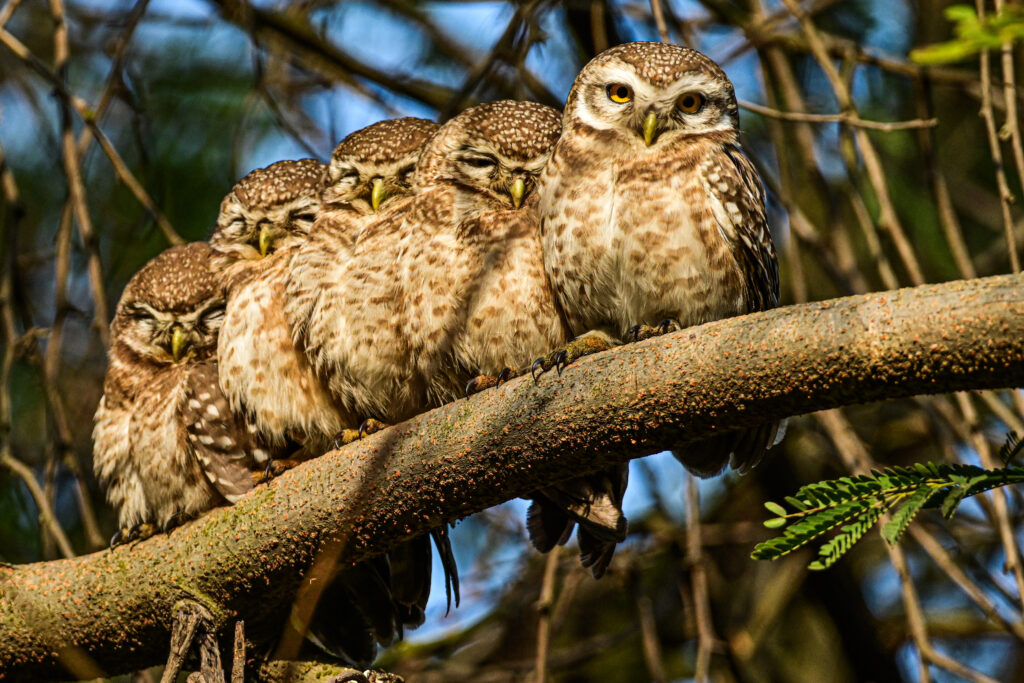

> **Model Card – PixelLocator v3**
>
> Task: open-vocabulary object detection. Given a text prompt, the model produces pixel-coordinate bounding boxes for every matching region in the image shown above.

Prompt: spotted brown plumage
[536,42,782,479]
[213,140,458,665]
[212,158,352,453]
[290,101,625,578]
[285,118,441,347]
[93,243,260,537]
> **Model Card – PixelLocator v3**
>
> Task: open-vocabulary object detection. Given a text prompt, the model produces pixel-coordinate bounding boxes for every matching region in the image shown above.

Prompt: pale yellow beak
[258,224,272,257]
[371,178,387,212]
[643,111,658,147]
[509,177,525,209]
[170,325,188,363]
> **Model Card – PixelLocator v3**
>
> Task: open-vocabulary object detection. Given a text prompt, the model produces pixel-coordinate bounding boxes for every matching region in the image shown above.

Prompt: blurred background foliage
[2,0,1024,681]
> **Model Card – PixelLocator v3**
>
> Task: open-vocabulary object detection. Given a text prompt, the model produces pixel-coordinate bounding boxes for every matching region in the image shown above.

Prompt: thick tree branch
[2,274,1024,679]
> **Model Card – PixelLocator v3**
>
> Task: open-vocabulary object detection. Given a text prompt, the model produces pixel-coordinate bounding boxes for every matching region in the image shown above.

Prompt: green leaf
[940,486,969,519]
[881,487,933,544]
[764,501,787,517]
[1000,431,1023,465]
[763,517,787,529]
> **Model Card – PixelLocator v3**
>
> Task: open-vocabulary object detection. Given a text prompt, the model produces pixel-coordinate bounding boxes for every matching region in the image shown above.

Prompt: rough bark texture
[2,274,1023,680]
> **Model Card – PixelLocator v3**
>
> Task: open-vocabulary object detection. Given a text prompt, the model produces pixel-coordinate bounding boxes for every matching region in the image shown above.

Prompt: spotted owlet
[284,117,439,396]
[289,101,626,577]
[211,158,353,455]
[535,42,782,476]
[212,139,457,663]
[93,242,266,543]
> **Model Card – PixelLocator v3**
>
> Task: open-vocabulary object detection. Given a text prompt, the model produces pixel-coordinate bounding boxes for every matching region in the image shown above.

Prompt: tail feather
[673,420,783,478]
[387,535,431,629]
[527,464,629,577]
[307,575,380,668]
[431,526,460,613]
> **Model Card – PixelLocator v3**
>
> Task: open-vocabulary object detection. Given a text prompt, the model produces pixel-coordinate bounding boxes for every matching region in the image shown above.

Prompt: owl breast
[219,256,348,445]
[542,134,748,339]
[128,366,218,529]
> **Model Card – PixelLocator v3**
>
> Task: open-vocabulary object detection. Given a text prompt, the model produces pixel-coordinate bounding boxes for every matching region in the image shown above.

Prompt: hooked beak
[258,224,273,257]
[370,178,387,212]
[509,177,525,209]
[170,325,188,363]
[643,111,659,147]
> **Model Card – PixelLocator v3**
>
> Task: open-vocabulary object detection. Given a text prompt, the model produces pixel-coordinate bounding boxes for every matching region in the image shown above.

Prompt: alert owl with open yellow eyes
[535,42,782,476]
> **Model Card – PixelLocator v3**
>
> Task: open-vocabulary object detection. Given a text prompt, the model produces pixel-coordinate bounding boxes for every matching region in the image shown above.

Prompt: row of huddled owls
[92,41,780,663]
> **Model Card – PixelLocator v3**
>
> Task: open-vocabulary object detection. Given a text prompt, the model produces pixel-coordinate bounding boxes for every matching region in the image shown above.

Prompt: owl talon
[657,318,680,335]
[332,428,361,448]
[531,358,547,383]
[465,367,516,398]
[555,350,569,376]
[359,418,388,439]
[465,375,497,399]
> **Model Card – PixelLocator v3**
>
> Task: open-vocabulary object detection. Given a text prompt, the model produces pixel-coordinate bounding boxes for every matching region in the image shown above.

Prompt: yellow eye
[606,83,633,104]
[677,92,706,114]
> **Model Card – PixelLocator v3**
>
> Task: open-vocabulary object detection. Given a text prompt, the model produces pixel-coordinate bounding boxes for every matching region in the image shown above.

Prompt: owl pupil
[616,87,626,98]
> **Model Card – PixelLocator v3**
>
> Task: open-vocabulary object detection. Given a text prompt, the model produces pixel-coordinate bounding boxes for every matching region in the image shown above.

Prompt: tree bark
[2,273,1023,680]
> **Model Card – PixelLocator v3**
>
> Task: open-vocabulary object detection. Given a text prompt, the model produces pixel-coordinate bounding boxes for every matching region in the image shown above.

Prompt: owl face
[416,100,562,211]
[567,42,739,147]
[112,242,225,365]
[211,159,325,264]
[323,117,440,214]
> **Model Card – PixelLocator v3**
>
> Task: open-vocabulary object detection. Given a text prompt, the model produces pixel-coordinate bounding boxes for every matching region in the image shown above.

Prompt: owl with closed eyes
[292,100,627,577]
[211,158,355,455]
[535,42,782,476]
[212,141,458,665]
[285,117,440,353]
[93,242,266,543]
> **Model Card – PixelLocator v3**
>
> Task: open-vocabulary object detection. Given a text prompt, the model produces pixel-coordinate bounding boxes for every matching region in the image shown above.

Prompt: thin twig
[996,0,1024,267]
[533,546,560,683]
[955,392,1024,613]
[636,591,666,682]
[975,0,1020,272]
[739,99,937,131]
[0,449,75,559]
[686,475,714,683]
[649,0,670,42]
[914,77,977,279]
[780,0,926,285]
[0,0,22,27]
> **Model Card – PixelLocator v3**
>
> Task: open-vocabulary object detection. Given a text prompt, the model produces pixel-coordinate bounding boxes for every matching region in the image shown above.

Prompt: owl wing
[677,144,782,477]
[709,144,780,313]
[182,358,268,503]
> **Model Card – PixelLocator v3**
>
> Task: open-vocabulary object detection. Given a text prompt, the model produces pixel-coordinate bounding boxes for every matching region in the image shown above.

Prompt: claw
[657,318,680,335]
[110,528,127,548]
[464,378,478,400]
[555,350,569,376]
[627,324,642,342]
[496,367,513,384]
[531,358,546,384]
[359,418,386,438]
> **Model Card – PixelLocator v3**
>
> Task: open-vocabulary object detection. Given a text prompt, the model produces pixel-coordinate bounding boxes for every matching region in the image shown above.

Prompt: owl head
[211,158,325,264]
[111,242,225,366]
[415,100,562,212]
[324,117,439,214]
[565,42,738,147]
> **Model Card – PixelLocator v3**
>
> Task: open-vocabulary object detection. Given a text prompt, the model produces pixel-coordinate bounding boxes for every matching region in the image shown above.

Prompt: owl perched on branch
[284,117,440,401]
[286,100,626,577]
[211,158,352,455]
[211,136,458,664]
[535,42,782,476]
[93,242,266,543]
